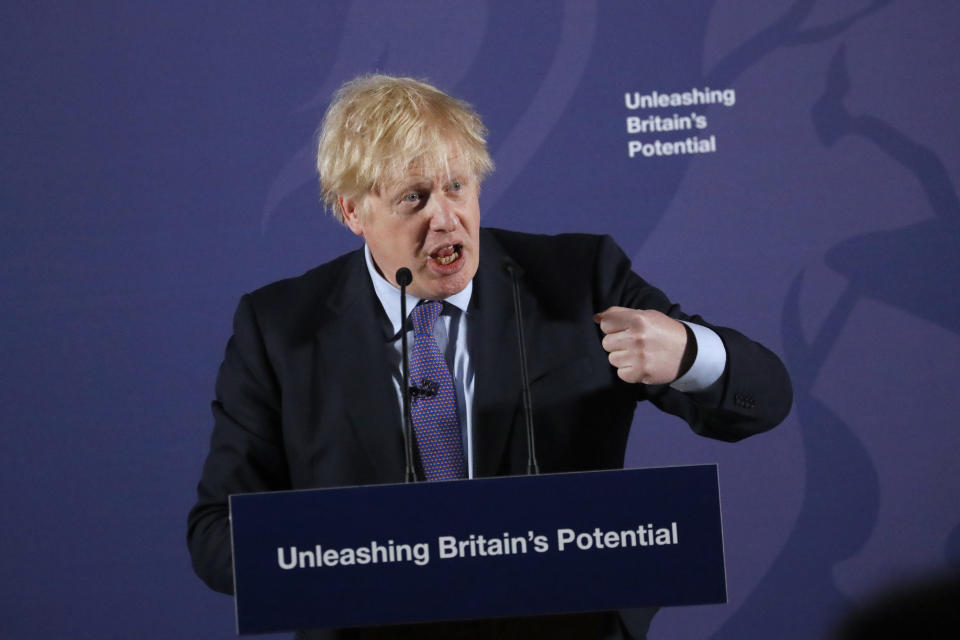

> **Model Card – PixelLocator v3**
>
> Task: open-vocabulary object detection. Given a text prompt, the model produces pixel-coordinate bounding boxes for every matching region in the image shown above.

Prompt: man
[188,74,792,639]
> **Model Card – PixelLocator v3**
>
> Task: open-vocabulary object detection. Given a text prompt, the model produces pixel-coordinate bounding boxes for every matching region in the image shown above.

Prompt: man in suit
[188,74,792,638]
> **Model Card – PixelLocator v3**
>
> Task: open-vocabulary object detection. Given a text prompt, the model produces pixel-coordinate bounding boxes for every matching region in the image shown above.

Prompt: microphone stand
[396,268,417,482]
[504,259,539,475]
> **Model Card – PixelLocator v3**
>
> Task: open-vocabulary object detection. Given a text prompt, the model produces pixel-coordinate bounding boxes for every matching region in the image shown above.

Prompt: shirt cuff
[669,321,726,392]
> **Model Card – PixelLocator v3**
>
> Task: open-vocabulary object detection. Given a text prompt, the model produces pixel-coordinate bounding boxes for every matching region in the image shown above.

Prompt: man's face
[341,160,481,300]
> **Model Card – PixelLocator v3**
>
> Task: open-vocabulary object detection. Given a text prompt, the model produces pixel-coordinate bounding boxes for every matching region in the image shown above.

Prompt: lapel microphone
[502,257,540,475]
[396,267,417,483]
[409,378,439,399]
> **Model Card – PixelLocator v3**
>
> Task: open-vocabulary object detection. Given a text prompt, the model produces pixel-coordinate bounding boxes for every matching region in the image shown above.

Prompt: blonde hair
[316,74,494,223]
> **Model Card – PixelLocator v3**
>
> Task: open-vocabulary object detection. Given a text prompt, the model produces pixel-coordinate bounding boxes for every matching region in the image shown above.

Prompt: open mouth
[429,244,462,266]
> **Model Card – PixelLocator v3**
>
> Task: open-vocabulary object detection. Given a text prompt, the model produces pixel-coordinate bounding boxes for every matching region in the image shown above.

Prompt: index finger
[593,306,634,334]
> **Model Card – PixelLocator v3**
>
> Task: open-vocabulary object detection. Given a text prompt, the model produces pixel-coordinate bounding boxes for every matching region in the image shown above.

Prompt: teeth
[432,246,460,265]
[436,251,458,265]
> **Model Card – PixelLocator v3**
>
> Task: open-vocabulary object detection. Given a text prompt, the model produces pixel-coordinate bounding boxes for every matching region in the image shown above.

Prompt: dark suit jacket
[188,228,792,638]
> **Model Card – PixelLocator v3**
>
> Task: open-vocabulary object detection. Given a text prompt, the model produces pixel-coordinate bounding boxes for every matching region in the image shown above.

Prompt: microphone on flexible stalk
[502,258,539,475]
[395,267,418,483]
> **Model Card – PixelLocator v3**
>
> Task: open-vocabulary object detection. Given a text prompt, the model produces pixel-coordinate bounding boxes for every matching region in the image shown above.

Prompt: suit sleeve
[186,294,291,594]
[592,234,793,441]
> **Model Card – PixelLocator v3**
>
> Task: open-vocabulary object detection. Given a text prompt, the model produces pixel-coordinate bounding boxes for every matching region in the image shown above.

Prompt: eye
[397,189,430,212]
[448,180,463,192]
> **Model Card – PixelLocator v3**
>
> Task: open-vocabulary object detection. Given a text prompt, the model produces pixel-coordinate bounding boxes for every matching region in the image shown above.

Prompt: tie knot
[411,300,443,335]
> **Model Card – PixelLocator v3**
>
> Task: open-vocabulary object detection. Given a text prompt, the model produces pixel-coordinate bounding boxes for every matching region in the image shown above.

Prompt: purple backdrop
[2,1,958,638]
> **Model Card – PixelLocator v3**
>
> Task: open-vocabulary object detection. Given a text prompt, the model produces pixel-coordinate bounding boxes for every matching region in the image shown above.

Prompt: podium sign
[230,465,726,634]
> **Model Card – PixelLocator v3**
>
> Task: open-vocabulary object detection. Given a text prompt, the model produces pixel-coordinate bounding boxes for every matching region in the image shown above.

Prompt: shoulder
[482,227,614,253]
[236,248,367,342]
[481,227,626,273]
[479,227,637,313]
[480,226,670,315]
[481,227,631,287]
[248,249,359,305]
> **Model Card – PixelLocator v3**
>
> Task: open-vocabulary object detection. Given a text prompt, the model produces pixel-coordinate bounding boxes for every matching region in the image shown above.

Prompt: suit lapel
[470,232,529,477]
[317,250,405,483]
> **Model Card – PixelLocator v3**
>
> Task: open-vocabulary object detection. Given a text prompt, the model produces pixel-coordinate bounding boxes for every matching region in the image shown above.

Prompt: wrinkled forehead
[377,144,476,193]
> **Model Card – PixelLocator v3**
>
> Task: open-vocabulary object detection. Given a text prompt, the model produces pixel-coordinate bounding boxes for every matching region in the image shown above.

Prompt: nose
[427,195,458,232]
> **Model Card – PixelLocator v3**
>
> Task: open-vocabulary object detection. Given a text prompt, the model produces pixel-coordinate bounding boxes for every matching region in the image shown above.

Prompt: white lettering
[277,546,297,570]
[438,535,458,559]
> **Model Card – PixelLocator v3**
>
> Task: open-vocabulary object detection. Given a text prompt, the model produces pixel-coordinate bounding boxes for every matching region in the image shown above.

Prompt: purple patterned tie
[409,300,466,480]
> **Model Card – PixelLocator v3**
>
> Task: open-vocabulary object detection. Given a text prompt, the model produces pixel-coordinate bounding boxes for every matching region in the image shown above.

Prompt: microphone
[409,378,439,399]
[396,267,417,482]
[502,258,539,475]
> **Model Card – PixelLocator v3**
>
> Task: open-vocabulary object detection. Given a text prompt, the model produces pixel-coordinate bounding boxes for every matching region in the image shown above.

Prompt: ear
[339,195,364,236]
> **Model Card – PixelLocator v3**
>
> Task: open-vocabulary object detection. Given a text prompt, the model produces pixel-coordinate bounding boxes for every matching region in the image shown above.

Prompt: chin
[424,274,469,300]
[418,260,476,299]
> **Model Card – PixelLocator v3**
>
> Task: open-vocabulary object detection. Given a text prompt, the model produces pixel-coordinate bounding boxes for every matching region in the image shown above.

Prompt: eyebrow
[387,171,469,199]
[389,179,430,198]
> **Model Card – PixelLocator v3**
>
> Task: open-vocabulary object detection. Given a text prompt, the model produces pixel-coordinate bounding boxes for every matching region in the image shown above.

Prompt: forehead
[381,155,474,191]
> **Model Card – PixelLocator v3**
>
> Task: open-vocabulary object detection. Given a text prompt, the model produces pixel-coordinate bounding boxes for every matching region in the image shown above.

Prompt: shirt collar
[364,244,473,337]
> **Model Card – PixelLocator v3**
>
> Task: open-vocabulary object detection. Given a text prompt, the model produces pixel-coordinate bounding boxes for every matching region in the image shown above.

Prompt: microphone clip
[409,378,439,401]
